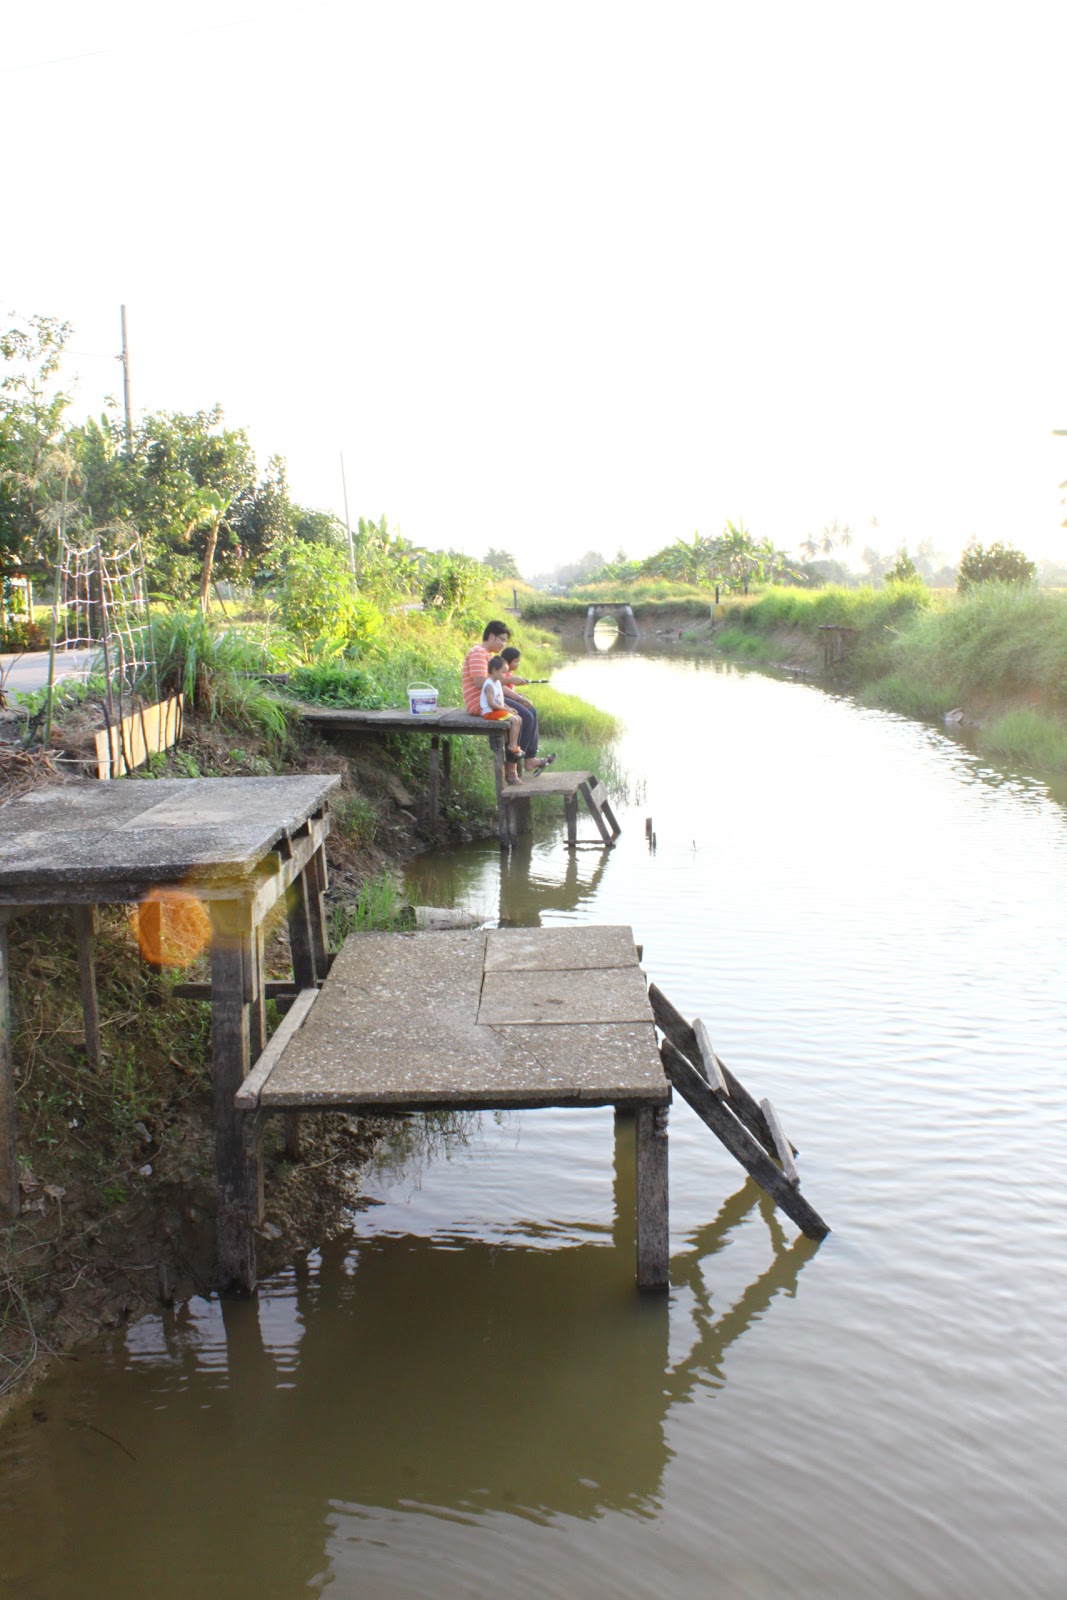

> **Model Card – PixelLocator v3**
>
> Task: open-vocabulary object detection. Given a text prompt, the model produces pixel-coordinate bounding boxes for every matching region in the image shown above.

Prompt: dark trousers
[504,696,538,758]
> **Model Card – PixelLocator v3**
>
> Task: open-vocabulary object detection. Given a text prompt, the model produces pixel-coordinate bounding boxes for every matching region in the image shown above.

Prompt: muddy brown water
[2,648,1066,1599]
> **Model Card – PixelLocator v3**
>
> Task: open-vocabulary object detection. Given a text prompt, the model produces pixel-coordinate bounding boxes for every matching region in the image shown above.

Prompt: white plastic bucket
[407,681,439,715]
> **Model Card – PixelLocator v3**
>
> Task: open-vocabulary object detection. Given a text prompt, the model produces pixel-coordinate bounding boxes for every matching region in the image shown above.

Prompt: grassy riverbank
[706,583,1067,770]
[0,607,620,1410]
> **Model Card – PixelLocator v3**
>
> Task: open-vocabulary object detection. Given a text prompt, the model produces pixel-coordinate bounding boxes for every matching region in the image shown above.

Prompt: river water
[2,648,1066,1599]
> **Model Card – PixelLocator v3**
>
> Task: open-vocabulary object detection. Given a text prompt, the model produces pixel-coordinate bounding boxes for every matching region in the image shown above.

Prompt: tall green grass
[150,610,291,741]
[980,710,1067,771]
[722,581,933,637]
[878,584,1067,708]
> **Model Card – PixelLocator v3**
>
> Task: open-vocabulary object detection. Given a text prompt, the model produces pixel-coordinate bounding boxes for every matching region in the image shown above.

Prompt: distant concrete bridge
[584,603,639,640]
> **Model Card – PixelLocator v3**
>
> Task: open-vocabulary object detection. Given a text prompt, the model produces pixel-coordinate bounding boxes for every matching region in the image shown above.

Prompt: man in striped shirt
[461,621,511,718]
[463,621,547,775]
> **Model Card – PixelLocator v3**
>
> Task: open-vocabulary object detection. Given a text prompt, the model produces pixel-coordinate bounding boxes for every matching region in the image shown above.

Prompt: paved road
[0,648,98,697]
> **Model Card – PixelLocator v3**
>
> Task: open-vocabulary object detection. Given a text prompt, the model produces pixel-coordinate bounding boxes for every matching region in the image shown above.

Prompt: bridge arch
[583,603,640,640]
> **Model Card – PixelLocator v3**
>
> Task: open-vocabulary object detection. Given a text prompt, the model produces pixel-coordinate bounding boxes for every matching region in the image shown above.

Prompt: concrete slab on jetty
[482,924,638,972]
[0,775,339,891]
[255,926,667,1111]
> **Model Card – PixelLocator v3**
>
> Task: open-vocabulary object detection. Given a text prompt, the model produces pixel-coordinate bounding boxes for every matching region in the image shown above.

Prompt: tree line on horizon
[0,313,502,644]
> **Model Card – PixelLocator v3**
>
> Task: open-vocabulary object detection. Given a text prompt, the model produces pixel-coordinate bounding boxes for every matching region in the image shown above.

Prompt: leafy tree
[884,549,921,584]
[278,540,383,657]
[355,514,423,605]
[0,314,74,569]
[420,550,491,623]
[483,547,520,579]
[957,541,1036,590]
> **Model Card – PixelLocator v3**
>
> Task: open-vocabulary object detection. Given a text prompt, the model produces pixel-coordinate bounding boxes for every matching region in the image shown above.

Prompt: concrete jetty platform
[238,925,670,1289]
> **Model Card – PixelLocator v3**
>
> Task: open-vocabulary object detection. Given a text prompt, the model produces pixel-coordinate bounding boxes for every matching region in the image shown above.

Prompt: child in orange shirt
[479,655,525,784]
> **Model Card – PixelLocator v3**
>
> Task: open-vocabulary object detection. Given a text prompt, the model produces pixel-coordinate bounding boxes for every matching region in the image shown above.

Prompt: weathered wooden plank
[635,1102,670,1290]
[600,797,622,839]
[285,866,318,987]
[173,980,303,1002]
[579,779,615,847]
[0,912,17,1221]
[760,1097,799,1186]
[94,694,183,779]
[137,898,163,972]
[647,984,796,1158]
[305,847,330,980]
[691,1017,728,1096]
[589,780,608,808]
[661,1040,828,1240]
[499,771,594,800]
[248,923,266,1065]
[210,900,260,1293]
[71,905,102,1073]
[234,987,319,1110]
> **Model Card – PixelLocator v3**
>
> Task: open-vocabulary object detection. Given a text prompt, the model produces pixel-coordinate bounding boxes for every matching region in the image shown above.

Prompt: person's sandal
[506,770,524,786]
[526,753,557,776]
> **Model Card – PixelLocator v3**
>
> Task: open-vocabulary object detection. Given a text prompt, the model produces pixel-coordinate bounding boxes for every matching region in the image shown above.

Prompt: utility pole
[340,451,355,576]
[119,304,132,453]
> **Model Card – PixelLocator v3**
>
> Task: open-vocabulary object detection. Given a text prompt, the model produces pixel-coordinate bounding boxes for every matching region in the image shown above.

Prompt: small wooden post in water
[635,1102,669,1291]
[210,898,261,1294]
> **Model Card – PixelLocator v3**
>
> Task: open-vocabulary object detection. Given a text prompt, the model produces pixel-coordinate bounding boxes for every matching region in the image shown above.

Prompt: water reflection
[0,1142,815,1598]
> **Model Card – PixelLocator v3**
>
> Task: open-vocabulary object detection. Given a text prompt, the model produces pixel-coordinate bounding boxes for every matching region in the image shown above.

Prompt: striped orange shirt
[461,643,490,715]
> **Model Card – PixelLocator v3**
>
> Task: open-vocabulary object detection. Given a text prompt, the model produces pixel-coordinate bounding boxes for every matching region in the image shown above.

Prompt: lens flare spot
[133,889,211,969]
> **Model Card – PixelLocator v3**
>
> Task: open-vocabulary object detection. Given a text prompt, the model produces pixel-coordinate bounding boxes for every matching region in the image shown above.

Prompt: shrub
[278,541,384,654]
[957,541,1036,590]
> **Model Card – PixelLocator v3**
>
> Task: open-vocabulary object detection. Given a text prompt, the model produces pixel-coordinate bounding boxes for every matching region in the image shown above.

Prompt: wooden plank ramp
[649,983,829,1241]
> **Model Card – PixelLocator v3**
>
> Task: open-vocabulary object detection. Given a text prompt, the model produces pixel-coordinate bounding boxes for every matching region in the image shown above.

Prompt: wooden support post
[138,898,163,972]
[0,911,17,1222]
[305,847,330,979]
[286,870,318,986]
[248,922,266,1066]
[661,1040,829,1240]
[441,736,452,797]
[283,1112,302,1162]
[71,905,102,1073]
[210,899,260,1294]
[564,793,578,849]
[428,734,440,818]
[490,732,510,849]
[635,1102,670,1291]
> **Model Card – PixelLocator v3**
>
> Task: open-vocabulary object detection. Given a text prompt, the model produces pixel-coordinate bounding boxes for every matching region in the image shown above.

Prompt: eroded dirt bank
[0,712,477,1419]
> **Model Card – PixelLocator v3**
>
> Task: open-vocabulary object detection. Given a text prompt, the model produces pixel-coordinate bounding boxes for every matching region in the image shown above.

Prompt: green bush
[278,541,383,654]
[957,542,1037,590]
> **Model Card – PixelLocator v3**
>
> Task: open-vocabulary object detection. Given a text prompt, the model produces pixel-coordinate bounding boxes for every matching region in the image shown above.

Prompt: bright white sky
[7,0,1067,576]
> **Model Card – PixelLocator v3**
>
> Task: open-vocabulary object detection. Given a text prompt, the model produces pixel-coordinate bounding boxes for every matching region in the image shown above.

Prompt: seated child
[500,646,530,689]
[479,655,525,784]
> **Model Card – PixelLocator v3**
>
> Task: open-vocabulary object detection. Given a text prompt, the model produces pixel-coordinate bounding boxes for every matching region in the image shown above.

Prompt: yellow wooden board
[94,694,183,779]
